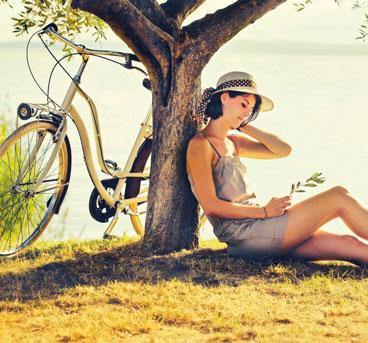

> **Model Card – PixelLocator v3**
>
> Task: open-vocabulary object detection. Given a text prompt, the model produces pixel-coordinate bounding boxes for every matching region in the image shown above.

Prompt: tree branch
[161,0,207,27]
[72,0,172,94]
[128,0,178,37]
[182,0,287,69]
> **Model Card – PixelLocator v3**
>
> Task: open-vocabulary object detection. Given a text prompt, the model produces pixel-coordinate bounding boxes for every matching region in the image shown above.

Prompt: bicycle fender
[53,133,72,214]
[124,138,152,199]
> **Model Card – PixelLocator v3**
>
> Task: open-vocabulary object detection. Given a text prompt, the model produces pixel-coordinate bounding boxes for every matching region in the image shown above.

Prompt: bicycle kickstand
[103,201,124,240]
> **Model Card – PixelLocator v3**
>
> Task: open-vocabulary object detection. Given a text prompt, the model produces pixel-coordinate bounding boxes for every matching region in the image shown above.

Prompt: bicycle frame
[66,59,152,209]
[30,29,152,211]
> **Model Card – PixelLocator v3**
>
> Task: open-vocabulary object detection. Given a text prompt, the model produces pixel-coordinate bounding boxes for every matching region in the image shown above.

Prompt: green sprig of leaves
[290,172,326,195]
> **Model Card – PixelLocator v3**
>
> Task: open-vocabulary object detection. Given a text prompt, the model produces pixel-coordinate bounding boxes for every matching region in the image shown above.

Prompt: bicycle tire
[124,138,152,237]
[124,138,207,237]
[0,120,71,257]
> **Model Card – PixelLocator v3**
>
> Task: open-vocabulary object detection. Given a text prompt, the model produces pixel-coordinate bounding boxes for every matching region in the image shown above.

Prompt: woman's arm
[186,135,266,219]
[234,124,292,159]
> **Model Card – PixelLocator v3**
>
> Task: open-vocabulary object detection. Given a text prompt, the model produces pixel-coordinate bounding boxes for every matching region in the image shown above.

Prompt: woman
[187,71,368,265]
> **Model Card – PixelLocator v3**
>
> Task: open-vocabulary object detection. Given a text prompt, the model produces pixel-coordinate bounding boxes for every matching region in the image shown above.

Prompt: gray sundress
[188,135,289,259]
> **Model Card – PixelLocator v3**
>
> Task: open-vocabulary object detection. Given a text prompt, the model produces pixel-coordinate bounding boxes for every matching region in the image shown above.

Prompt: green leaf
[304,183,317,187]
[295,190,306,193]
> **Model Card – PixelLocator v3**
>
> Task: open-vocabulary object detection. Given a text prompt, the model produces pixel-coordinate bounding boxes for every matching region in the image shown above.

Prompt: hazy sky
[0,1,366,45]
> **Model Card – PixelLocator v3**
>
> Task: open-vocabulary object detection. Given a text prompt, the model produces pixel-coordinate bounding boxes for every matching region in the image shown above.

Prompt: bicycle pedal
[103,233,118,240]
[125,209,146,216]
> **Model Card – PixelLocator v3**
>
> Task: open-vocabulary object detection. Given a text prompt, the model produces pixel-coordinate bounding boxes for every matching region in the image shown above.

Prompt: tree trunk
[142,61,201,253]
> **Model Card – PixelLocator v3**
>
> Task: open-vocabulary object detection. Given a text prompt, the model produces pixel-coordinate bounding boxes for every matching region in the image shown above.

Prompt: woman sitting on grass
[186,71,368,266]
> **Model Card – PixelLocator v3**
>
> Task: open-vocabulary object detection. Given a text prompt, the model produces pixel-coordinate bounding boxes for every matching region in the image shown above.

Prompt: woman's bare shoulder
[188,133,208,150]
[187,133,213,161]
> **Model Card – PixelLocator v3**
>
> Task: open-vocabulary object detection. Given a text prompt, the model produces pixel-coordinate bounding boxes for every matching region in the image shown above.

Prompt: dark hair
[204,91,262,125]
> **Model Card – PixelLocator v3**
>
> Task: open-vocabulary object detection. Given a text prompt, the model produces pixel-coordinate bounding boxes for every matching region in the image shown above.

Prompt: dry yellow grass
[1,238,368,342]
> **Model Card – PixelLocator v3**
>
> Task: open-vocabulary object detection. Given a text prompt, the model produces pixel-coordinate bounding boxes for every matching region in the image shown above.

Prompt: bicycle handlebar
[41,23,140,64]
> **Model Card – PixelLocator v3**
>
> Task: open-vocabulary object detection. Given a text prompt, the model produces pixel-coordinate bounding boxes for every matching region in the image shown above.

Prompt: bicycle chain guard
[89,178,118,223]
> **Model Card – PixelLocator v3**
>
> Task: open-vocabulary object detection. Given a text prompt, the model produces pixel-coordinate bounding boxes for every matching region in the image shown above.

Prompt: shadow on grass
[1,241,368,302]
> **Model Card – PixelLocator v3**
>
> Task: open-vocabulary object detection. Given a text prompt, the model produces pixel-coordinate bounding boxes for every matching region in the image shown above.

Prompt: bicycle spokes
[0,121,70,256]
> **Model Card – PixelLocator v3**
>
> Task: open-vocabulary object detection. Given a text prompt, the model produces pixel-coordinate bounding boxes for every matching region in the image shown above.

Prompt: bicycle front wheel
[0,120,71,257]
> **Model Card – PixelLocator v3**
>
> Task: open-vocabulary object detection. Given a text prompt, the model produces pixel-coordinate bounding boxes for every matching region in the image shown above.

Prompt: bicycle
[0,23,207,257]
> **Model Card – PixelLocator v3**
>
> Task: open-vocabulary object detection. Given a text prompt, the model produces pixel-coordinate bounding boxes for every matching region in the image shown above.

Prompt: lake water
[1,38,368,241]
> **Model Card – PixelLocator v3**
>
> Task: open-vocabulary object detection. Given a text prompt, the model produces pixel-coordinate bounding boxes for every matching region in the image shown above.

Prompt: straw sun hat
[194,71,274,124]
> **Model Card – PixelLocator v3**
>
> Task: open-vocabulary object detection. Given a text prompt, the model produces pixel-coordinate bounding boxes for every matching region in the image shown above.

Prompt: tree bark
[143,59,201,253]
[72,0,174,82]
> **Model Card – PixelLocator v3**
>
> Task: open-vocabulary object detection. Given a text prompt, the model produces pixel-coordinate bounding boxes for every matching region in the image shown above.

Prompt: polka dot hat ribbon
[193,79,257,125]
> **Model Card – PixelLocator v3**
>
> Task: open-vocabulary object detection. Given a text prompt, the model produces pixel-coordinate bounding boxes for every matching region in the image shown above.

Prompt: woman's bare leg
[280,186,368,254]
[285,230,368,265]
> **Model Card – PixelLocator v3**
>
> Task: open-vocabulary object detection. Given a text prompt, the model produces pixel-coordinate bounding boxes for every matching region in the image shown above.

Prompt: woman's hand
[237,124,292,158]
[264,195,291,217]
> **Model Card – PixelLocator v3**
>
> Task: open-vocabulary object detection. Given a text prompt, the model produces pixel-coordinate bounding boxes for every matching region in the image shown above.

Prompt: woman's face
[220,92,256,129]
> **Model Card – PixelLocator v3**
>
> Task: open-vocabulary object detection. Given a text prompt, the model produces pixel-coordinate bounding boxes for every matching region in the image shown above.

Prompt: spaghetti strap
[200,134,222,158]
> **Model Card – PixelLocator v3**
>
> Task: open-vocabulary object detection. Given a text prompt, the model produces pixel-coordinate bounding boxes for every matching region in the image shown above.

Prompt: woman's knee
[326,186,350,214]
[328,185,349,197]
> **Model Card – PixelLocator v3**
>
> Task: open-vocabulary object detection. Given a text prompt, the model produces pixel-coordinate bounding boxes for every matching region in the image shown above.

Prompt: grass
[1,238,368,342]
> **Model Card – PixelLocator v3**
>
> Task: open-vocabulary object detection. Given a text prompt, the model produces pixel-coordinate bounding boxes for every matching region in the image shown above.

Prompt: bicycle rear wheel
[124,138,208,237]
[0,120,71,257]
[125,138,151,237]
